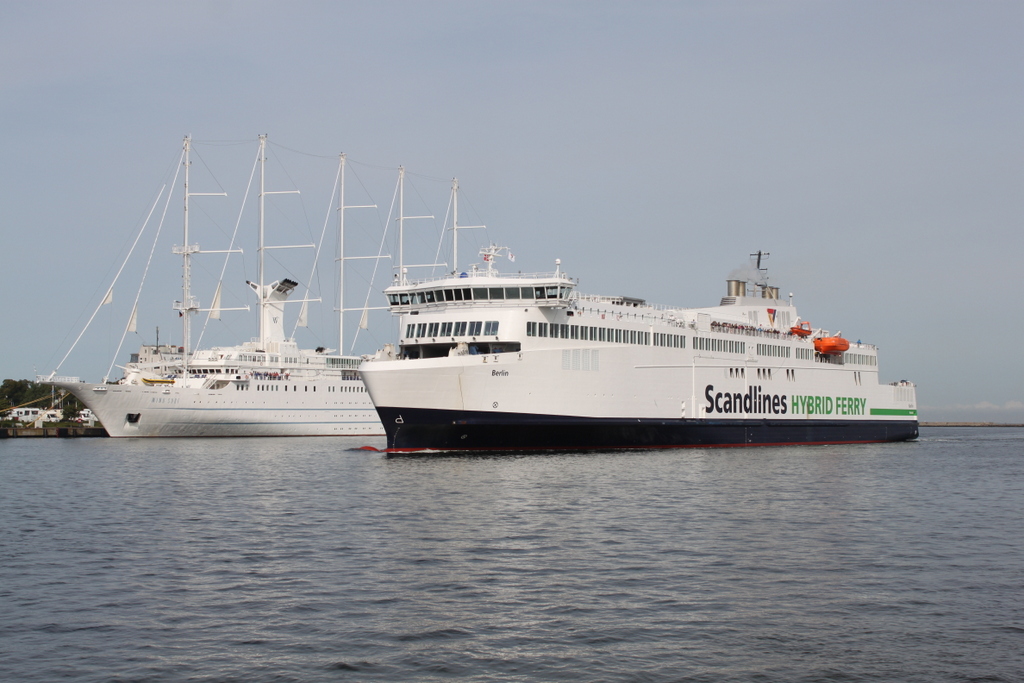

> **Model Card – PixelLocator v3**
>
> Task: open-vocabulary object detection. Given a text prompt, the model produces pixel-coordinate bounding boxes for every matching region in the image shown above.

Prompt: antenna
[750,250,770,286]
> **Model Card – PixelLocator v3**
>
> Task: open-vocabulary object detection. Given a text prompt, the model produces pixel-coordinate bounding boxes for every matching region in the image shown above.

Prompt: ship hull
[55,382,384,438]
[377,406,919,452]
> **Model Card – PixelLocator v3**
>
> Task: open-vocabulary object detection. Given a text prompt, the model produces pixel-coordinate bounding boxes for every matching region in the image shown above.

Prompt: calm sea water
[2,427,1022,682]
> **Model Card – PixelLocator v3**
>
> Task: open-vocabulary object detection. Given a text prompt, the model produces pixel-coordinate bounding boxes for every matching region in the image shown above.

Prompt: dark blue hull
[376,407,919,452]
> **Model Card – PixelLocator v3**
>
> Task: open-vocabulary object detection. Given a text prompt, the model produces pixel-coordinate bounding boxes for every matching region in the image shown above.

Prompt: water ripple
[1,427,1023,681]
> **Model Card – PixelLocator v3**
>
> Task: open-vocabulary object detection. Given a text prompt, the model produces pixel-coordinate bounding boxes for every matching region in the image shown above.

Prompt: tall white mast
[338,153,346,352]
[174,136,226,375]
[450,177,484,274]
[394,166,436,285]
[336,153,379,350]
[258,134,266,344]
[254,134,304,349]
[334,154,381,354]
[452,177,457,273]
[398,166,405,284]
[182,136,193,371]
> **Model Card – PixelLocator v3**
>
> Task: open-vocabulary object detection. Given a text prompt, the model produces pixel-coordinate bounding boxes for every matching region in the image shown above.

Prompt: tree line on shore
[1,379,84,424]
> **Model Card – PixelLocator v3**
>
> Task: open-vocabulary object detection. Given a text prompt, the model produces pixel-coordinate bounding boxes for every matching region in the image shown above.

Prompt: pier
[1,426,108,438]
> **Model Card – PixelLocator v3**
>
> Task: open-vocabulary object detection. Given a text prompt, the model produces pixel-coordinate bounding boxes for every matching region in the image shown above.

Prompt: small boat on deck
[790,321,812,337]
[814,336,850,355]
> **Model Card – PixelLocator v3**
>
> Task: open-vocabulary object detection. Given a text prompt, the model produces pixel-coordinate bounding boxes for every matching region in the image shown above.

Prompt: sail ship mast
[174,136,227,374]
[255,134,304,348]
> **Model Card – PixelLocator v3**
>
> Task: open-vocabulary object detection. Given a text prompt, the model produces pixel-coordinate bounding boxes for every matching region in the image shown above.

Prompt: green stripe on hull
[870,408,918,416]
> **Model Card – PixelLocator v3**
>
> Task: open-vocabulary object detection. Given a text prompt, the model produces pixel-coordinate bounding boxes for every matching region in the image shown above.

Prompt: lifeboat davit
[814,336,850,355]
[790,321,812,337]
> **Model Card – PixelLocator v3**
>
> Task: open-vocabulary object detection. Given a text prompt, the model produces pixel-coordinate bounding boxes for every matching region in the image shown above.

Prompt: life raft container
[790,321,812,337]
[814,336,850,355]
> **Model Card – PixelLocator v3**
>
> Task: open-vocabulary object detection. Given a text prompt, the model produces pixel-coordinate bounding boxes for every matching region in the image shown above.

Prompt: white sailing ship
[47,136,383,437]
[359,184,918,452]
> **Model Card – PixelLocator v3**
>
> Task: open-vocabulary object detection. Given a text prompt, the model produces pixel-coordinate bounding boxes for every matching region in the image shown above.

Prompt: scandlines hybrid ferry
[360,247,918,452]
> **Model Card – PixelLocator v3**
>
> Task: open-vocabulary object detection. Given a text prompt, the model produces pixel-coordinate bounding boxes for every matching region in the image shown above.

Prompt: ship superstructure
[360,247,918,451]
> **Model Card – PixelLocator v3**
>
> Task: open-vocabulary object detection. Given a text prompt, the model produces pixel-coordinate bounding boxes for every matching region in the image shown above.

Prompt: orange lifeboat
[790,321,812,337]
[814,336,850,355]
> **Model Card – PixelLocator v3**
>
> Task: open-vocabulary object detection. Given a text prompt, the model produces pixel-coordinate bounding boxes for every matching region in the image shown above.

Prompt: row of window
[253,384,311,392]
[696,337,745,354]
[527,322,651,346]
[326,357,361,368]
[757,343,792,358]
[246,384,365,393]
[403,320,875,371]
[731,367,799,382]
[236,354,301,364]
[232,355,301,365]
[390,285,572,307]
[406,321,500,339]
[654,333,687,348]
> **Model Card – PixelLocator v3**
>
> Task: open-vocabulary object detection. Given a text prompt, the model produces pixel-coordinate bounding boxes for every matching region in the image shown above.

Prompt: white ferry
[47,136,382,437]
[360,247,918,451]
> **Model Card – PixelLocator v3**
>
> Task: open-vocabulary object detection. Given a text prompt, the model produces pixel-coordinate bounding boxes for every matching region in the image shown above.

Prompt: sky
[1,0,1021,422]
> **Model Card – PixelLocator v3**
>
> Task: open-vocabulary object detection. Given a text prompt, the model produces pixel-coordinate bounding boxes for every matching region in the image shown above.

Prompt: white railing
[398,270,572,288]
[37,375,82,383]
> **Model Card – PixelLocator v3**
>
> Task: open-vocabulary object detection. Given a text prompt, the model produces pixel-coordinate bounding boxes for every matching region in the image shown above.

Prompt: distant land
[921,422,1024,427]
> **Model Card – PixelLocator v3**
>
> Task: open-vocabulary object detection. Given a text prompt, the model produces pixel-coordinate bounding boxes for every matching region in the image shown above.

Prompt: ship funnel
[727,280,745,297]
[761,286,780,299]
